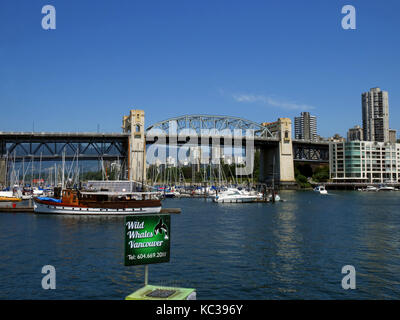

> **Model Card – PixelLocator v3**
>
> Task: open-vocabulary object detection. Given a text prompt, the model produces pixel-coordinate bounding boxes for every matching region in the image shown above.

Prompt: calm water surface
[0,191,399,299]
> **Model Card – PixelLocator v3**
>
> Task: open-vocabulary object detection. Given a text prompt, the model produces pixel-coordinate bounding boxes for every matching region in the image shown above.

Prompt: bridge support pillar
[122,110,146,184]
[0,158,6,188]
[260,118,295,186]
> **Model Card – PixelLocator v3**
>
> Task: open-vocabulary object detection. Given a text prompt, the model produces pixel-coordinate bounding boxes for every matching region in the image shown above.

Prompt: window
[136,125,141,132]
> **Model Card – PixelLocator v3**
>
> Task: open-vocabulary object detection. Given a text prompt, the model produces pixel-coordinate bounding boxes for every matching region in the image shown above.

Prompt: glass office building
[330,141,400,183]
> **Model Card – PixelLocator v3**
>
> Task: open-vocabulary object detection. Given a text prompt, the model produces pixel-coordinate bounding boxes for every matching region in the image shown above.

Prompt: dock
[0,206,34,213]
[161,208,181,214]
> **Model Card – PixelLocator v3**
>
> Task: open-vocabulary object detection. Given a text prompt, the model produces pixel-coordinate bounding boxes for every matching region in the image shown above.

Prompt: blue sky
[0,0,399,137]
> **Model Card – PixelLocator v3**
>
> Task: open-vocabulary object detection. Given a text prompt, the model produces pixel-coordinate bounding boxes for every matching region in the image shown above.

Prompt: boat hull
[213,197,258,203]
[0,197,22,202]
[33,202,162,215]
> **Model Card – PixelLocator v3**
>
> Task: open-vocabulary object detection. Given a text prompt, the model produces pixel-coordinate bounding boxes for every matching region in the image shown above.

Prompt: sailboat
[268,155,282,202]
[0,153,22,202]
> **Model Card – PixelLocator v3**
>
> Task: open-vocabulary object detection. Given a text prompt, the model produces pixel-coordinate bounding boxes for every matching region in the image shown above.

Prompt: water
[0,191,399,299]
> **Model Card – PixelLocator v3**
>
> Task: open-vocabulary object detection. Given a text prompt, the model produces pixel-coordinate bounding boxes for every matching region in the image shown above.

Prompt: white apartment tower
[294,112,317,141]
[362,87,389,142]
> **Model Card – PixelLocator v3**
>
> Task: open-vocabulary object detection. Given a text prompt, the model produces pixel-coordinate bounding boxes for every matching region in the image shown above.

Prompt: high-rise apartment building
[347,125,363,141]
[330,141,400,183]
[362,87,389,142]
[294,112,317,140]
[389,129,397,144]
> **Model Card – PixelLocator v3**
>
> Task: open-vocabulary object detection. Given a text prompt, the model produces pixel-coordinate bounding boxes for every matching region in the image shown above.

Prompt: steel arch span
[146,114,275,138]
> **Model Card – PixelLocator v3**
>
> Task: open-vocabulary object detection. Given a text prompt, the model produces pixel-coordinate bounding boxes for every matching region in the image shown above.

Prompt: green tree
[312,166,329,182]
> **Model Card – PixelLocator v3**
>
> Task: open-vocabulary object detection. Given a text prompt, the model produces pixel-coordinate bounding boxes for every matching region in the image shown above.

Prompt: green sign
[124,214,170,266]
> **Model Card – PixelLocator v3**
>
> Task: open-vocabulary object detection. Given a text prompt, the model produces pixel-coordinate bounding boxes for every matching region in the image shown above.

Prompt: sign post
[124,213,196,300]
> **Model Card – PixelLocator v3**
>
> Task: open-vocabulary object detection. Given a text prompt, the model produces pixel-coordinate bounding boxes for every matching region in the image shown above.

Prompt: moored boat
[34,188,162,215]
[0,190,22,202]
[213,188,259,203]
[361,185,378,192]
[378,185,396,191]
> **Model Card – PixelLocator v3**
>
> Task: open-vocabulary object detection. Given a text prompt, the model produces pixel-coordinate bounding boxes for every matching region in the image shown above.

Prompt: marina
[1,190,399,299]
[1,0,400,304]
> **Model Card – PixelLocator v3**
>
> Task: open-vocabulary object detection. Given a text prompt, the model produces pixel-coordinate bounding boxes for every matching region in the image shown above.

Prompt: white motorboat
[314,185,328,195]
[267,193,281,202]
[378,185,396,191]
[361,186,378,192]
[32,187,44,197]
[213,188,259,203]
[164,189,181,198]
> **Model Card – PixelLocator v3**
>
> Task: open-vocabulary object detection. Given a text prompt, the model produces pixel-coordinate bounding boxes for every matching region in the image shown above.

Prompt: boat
[360,185,378,192]
[163,187,181,198]
[21,192,33,200]
[192,186,216,196]
[378,185,396,191]
[164,191,179,198]
[213,188,259,203]
[33,188,162,215]
[314,185,328,195]
[0,190,22,202]
[267,192,281,202]
[32,187,44,197]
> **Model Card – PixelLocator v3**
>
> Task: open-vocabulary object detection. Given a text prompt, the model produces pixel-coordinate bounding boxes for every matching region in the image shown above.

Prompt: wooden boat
[33,188,162,215]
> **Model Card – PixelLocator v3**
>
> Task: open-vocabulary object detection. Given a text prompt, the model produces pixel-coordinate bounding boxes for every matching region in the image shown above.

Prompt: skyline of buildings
[290,87,398,144]
[345,87,398,143]
[330,87,400,183]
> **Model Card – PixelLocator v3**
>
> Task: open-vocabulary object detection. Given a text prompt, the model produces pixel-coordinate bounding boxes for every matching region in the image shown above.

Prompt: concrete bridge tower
[122,110,146,183]
[0,158,6,188]
[260,118,296,186]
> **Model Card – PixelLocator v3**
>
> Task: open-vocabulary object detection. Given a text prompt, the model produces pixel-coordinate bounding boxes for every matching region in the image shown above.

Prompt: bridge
[144,114,328,184]
[0,111,329,186]
[0,132,129,161]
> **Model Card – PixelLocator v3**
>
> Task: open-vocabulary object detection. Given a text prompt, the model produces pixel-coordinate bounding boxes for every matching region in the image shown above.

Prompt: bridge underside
[0,133,129,162]
[293,143,329,163]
